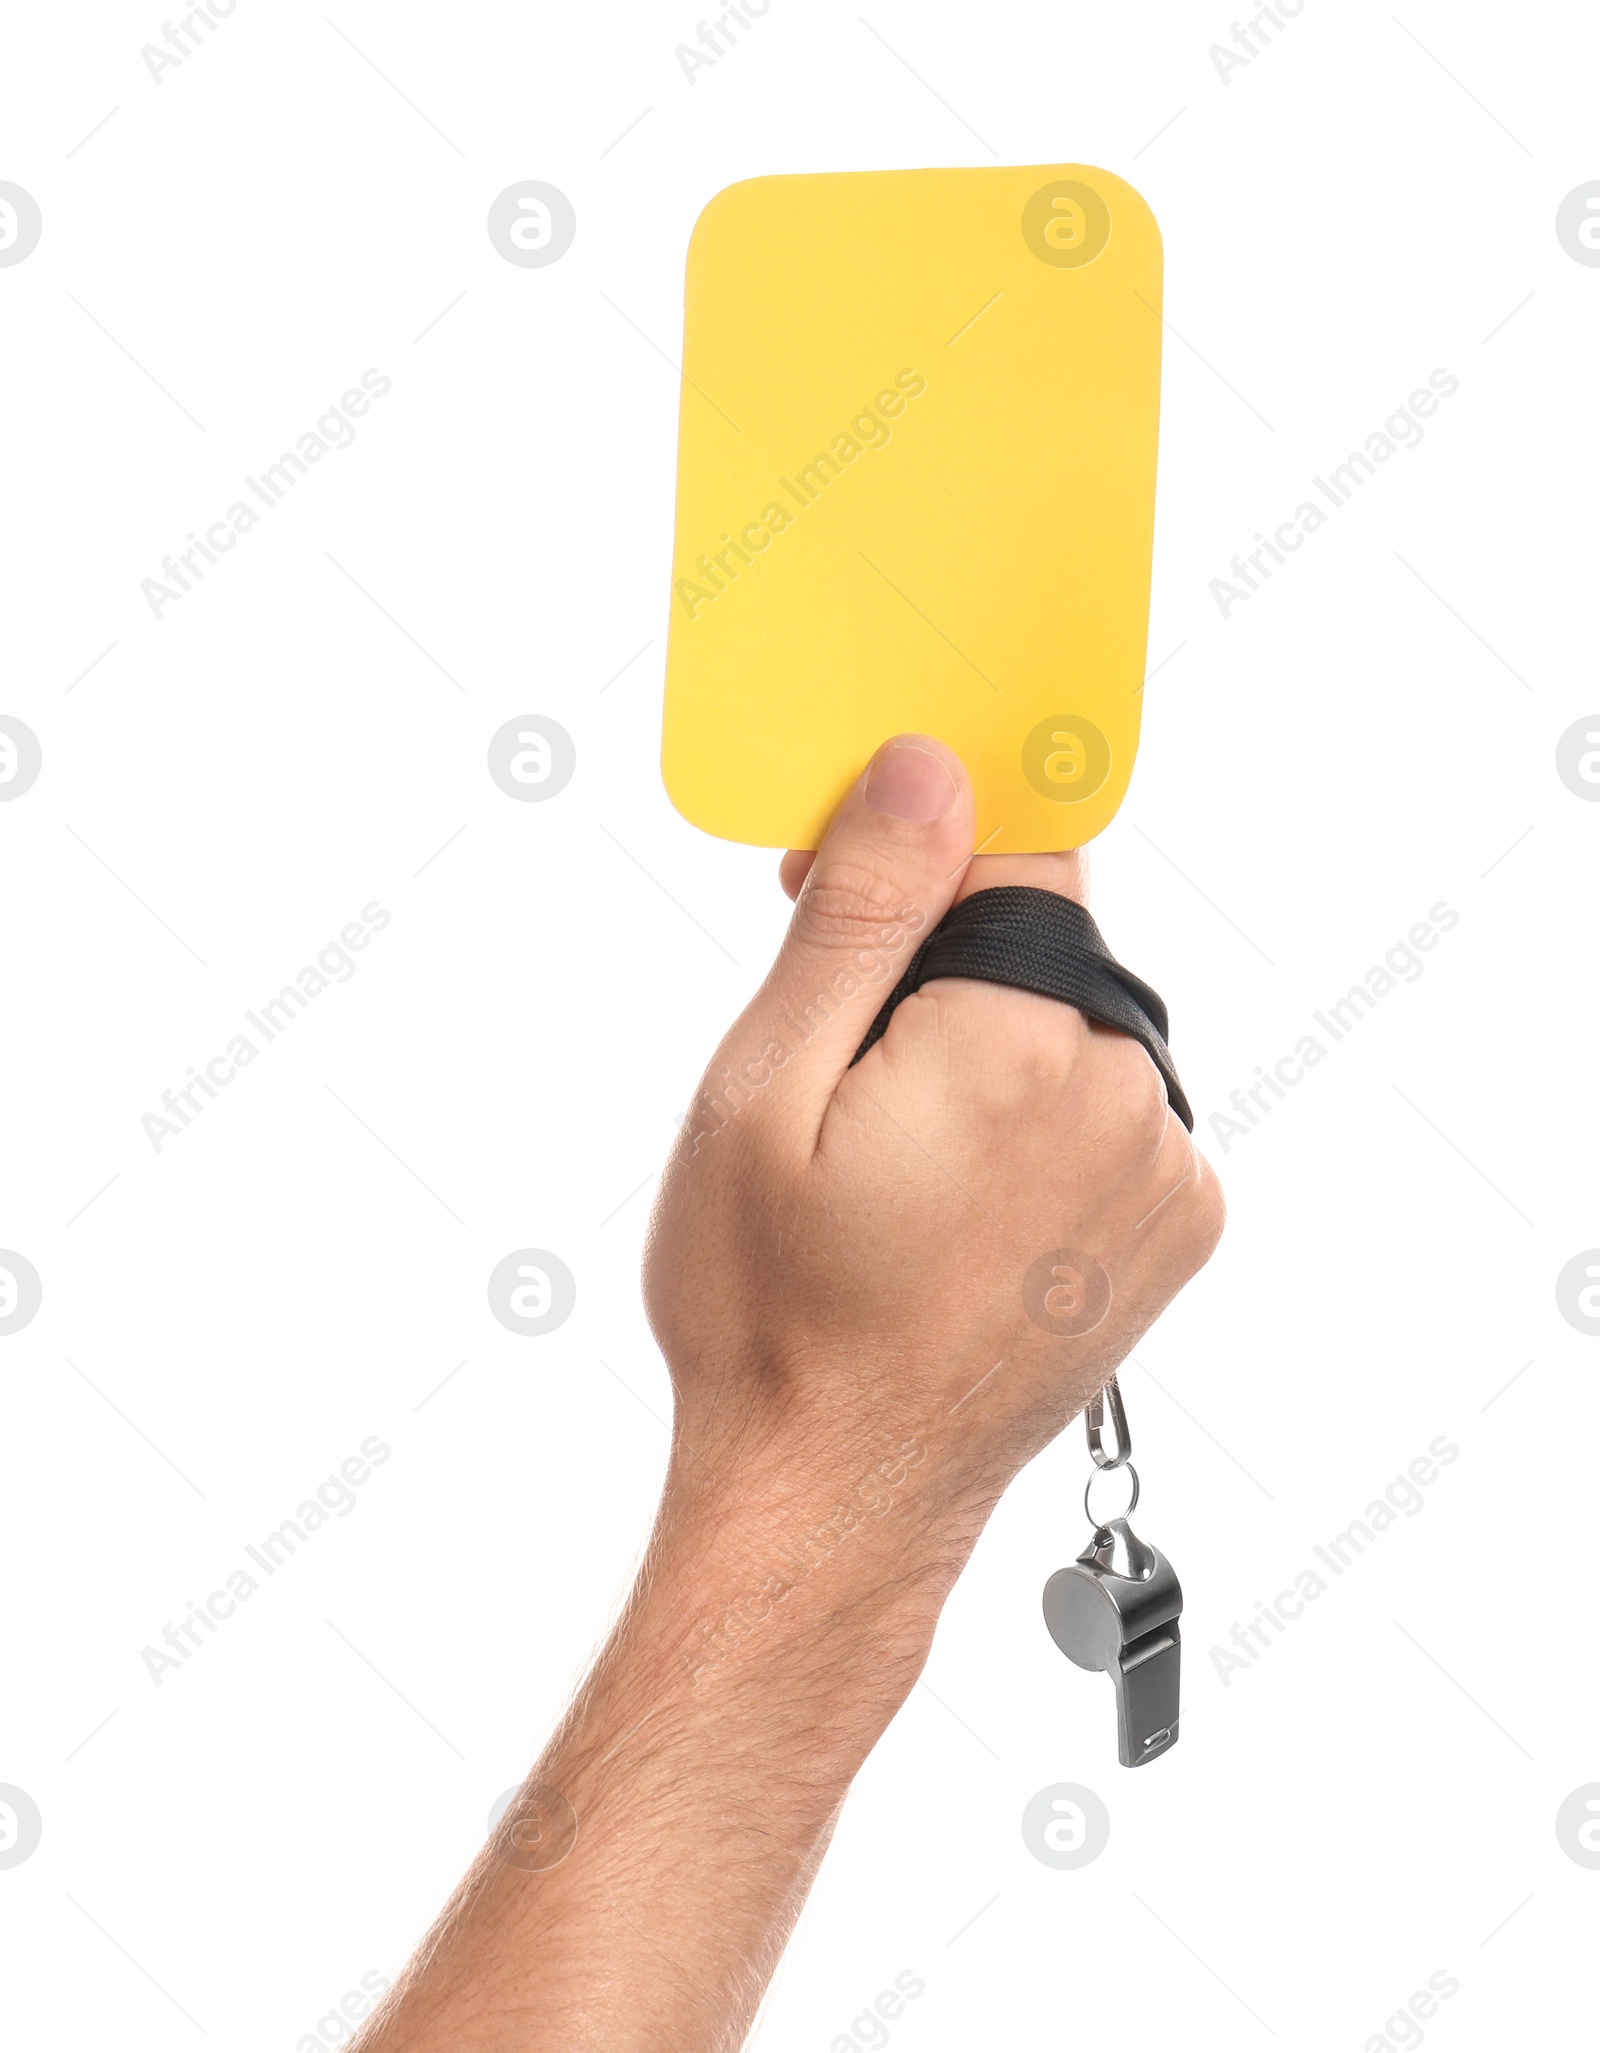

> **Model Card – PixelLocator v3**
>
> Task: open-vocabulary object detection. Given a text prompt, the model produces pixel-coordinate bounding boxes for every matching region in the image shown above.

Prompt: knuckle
[1159,1144,1227,1271]
[999,994,1092,1090]
[900,981,1089,1104]
[794,862,920,956]
[969,982,1091,1072]
[1098,1032,1170,1137]
[1190,1156,1228,1253]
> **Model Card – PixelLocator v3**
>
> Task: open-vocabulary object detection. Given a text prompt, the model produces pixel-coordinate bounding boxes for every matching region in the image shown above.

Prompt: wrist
[645,1415,984,1756]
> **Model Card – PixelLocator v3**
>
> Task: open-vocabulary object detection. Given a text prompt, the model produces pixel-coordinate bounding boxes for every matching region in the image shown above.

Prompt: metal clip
[1086,1374,1132,1470]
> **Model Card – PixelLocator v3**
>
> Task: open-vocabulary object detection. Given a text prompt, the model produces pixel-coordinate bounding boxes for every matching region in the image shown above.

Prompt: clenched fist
[644,732,1224,1662]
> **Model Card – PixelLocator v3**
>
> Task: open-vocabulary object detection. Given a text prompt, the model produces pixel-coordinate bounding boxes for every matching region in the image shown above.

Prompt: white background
[3,0,1598,2047]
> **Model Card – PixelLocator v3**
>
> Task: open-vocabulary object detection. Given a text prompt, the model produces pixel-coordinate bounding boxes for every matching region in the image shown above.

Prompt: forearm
[351,740,1223,2046]
[355,1417,977,2052]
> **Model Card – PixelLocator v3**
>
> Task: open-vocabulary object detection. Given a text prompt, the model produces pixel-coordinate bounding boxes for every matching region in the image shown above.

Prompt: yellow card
[660,163,1163,852]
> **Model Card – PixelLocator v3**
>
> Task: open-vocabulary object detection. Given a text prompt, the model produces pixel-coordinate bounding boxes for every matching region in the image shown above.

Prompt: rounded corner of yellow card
[686,171,788,250]
[1071,161,1162,253]
[664,162,1164,854]
[659,724,734,845]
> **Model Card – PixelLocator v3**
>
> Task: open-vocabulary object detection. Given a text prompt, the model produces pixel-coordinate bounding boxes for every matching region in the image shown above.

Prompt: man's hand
[649,730,1222,1558]
[354,736,1223,2052]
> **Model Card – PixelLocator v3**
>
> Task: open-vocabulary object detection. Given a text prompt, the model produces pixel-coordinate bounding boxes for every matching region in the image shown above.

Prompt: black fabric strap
[851,886,1193,1132]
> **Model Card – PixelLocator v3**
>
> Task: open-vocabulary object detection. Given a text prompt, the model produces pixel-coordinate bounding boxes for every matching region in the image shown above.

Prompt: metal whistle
[1043,1514,1182,1767]
[1042,1379,1182,1767]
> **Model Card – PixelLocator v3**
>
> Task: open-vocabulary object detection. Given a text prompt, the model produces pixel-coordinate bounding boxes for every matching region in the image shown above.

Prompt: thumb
[751,734,974,1101]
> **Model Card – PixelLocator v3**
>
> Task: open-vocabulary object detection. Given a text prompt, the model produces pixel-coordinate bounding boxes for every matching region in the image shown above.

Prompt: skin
[353,733,1224,2051]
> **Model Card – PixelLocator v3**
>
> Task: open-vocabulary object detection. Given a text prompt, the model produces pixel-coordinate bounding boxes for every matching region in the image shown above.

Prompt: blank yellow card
[661,164,1163,852]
